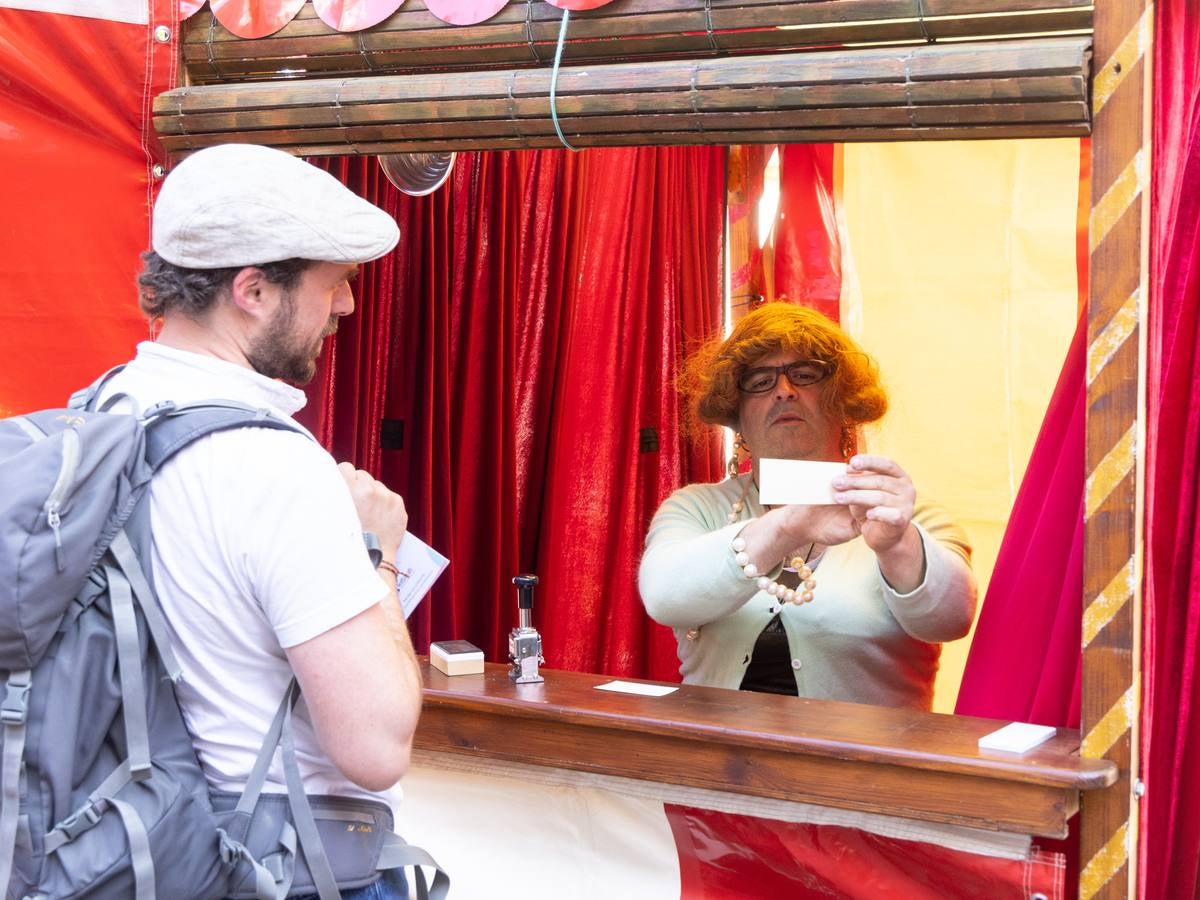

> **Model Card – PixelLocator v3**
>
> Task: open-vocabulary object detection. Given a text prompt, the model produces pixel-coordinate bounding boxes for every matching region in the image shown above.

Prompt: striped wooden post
[1080,2,1153,898]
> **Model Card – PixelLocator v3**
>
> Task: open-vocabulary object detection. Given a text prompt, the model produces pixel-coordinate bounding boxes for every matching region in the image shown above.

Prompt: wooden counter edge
[416,660,1118,792]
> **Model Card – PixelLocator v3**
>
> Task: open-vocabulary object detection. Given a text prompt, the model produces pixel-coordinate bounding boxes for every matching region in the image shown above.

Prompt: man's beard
[245,290,337,385]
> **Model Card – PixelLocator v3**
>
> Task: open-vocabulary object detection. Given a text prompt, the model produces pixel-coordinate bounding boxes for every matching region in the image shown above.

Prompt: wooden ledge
[415,660,1117,838]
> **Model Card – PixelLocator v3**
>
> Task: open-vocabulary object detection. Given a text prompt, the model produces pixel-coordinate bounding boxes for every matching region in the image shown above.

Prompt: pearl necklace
[727,476,817,606]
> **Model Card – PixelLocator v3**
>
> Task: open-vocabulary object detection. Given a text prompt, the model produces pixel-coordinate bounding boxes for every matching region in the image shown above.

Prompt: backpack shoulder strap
[69,364,127,412]
[142,401,313,473]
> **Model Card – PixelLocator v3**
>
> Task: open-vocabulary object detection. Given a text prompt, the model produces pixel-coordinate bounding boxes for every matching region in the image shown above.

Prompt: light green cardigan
[638,474,978,710]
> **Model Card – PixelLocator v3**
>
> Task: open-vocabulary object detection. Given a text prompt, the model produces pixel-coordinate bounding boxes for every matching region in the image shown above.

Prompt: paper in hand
[392,533,449,619]
[758,458,848,506]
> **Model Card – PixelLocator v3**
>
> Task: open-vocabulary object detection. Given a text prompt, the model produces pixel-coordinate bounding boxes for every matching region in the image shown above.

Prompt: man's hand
[832,454,925,592]
[831,454,916,555]
[772,502,860,549]
[338,463,408,558]
[736,501,859,576]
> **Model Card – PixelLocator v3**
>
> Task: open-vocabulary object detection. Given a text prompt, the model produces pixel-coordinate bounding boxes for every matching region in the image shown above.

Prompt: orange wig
[680,302,888,431]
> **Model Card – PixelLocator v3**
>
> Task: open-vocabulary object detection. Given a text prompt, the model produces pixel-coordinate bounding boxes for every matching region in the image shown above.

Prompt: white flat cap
[152,144,400,269]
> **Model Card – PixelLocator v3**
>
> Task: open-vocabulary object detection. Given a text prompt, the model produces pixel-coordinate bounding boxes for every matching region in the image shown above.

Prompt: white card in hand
[392,533,449,620]
[758,458,848,506]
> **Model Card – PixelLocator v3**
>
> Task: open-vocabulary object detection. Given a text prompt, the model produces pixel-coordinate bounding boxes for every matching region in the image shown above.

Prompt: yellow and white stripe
[1083,681,1139,760]
[1090,148,1147,252]
[1081,822,1131,900]
[1083,558,1136,646]
[1088,290,1139,385]
[1085,424,1135,520]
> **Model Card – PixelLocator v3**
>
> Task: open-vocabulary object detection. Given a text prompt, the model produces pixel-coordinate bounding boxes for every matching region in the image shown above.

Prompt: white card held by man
[758,458,849,506]
[393,533,450,619]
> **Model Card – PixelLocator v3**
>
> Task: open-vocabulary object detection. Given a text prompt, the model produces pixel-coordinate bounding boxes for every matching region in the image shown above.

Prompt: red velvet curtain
[773,145,841,322]
[300,148,726,679]
[1142,0,1200,893]
[534,149,726,680]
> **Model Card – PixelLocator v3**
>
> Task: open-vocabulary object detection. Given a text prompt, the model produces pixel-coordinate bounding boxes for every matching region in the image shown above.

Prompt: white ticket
[594,681,678,697]
[977,722,1057,754]
[758,458,848,506]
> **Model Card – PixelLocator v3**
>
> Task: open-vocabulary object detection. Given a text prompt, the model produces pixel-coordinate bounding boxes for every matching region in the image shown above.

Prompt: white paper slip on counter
[977,722,1057,754]
[759,458,848,506]
[595,681,678,697]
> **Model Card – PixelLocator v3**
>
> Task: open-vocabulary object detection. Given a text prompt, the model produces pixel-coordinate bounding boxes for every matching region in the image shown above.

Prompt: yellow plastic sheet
[839,139,1082,712]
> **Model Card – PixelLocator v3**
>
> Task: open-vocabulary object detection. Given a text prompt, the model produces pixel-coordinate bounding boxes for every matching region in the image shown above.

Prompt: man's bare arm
[283,465,423,792]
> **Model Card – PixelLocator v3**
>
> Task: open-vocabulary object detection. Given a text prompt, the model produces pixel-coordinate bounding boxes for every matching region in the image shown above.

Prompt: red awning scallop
[185,0,622,33]
[209,0,307,38]
[312,0,406,31]
[424,0,507,25]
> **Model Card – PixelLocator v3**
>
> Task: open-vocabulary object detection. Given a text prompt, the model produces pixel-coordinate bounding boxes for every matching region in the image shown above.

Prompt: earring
[840,426,856,462]
[728,432,747,479]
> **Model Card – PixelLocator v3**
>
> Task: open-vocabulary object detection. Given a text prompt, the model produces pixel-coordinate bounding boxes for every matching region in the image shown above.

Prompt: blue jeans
[290,868,409,900]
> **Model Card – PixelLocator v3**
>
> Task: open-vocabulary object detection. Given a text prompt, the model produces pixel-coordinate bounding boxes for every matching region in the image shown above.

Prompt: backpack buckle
[1,673,31,725]
[142,400,178,421]
[57,803,103,842]
[218,829,249,866]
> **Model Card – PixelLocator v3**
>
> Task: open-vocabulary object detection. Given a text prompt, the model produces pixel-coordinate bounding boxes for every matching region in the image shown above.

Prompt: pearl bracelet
[731,536,816,606]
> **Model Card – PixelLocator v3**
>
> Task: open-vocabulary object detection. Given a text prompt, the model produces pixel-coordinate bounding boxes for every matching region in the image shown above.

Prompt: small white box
[430,640,485,676]
[977,722,1057,754]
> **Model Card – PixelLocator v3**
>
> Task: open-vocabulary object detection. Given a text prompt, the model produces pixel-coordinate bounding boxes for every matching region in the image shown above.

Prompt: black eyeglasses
[736,360,833,394]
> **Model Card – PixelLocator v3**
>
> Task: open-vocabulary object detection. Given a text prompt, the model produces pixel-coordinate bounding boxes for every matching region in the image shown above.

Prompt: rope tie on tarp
[916,0,935,43]
[356,30,376,71]
[205,14,218,79]
[704,0,719,52]
[505,72,522,140]
[549,8,578,152]
[525,1,544,64]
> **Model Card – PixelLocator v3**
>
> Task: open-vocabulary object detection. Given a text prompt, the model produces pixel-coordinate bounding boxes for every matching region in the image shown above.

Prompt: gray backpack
[0,386,447,900]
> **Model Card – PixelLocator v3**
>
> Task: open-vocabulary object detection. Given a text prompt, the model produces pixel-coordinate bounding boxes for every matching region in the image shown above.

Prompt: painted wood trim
[1080,2,1152,898]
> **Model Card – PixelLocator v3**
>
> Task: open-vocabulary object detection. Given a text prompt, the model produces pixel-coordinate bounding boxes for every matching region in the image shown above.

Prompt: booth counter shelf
[413,659,1116,840]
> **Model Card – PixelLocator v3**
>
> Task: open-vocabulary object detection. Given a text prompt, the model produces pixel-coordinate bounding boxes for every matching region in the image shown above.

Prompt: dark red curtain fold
[1143,0,1200,893]
[302,148,725,678]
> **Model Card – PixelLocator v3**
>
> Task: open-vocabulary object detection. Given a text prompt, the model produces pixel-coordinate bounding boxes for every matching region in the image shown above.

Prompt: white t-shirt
[100,341,402,816]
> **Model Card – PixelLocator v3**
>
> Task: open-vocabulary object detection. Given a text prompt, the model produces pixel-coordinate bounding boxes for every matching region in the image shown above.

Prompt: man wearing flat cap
[97,144,422,899]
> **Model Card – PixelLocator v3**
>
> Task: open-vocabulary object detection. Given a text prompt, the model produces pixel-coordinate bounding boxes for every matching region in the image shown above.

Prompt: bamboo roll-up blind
[183,0,1092,84]
[156,37,1091,156]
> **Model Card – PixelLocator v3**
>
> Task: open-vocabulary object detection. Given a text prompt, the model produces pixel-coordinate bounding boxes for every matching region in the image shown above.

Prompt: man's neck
[155,313,255,372]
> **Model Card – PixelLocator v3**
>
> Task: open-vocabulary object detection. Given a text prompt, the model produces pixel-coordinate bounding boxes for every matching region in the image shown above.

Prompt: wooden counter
[414,660,1116,839]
